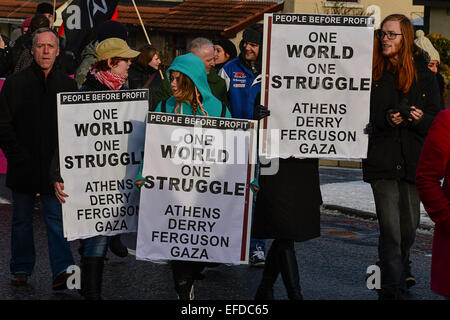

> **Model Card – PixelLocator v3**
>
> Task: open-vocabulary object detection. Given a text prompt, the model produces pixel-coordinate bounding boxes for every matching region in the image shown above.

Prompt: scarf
[90,67,127,90]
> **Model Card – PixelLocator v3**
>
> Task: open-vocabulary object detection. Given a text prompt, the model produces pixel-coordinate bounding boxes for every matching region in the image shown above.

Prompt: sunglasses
[117,57,132,62]
[376,30,403,40]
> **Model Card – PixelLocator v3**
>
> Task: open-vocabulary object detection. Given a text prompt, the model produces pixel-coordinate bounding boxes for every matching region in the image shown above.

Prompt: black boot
[378,287,403,300]
[278,241,303,300]
[255,242,280,300]
[404,260,416,289]
[175,279,195,300]
[108,235,128,258]
[172,261,195,300]
[79,257,104,300]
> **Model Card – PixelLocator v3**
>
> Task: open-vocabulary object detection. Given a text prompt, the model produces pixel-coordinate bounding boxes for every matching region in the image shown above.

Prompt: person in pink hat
[21,17,32,35]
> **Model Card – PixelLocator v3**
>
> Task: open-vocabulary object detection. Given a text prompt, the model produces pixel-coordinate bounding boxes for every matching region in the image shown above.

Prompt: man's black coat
[0,61,77,193]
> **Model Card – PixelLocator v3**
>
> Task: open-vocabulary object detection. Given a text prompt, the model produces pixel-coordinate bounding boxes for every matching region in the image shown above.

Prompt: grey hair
[188,37,213,55]
[32,27,59,48]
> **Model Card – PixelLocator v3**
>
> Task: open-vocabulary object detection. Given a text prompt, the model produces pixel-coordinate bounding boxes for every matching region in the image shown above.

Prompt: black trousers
[171,261,206,287]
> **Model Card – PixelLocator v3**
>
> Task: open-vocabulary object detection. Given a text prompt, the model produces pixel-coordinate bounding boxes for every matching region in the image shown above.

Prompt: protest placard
[57,89,148,240]
[136,113,256,264]
[260,13,374,159]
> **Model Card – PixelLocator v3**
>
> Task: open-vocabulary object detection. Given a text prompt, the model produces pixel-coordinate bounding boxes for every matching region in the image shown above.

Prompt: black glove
[397,97,412,121]
[386,109,407,127]
[363,123,373,135]
[254,104,270,120]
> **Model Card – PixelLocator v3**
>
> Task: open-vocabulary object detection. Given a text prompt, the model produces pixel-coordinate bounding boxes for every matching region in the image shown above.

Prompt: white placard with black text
[136,113,256,264]
[57,89,148,241]
[261,13,374,158]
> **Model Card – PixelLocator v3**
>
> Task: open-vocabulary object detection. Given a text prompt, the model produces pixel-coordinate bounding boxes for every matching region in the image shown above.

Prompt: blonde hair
[171,71,207,116]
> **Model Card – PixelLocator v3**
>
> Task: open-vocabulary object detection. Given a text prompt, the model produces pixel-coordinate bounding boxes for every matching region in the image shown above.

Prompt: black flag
[61,0,119,58]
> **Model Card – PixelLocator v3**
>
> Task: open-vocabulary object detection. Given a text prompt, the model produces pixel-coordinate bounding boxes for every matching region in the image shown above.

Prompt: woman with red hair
[362,14,441,300]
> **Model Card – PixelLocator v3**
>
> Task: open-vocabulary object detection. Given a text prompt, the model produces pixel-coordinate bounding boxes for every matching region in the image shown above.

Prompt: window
[325,0,363,9]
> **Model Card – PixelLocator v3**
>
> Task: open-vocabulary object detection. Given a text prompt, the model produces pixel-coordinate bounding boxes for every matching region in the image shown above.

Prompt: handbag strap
[141,72,157,89]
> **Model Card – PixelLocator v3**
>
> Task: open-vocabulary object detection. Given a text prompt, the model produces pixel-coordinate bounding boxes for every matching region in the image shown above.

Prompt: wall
[286,0,423,21]
[0,25,8,37]
[429,7,450,38]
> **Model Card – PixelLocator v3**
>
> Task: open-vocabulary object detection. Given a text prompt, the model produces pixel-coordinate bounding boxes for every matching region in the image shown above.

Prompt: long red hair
[372,14,417,93]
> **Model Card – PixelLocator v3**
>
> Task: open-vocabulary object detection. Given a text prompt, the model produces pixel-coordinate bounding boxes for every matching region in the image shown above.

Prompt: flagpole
[131,0,151,45]
[53,0,56,27]
[130,0,164,79]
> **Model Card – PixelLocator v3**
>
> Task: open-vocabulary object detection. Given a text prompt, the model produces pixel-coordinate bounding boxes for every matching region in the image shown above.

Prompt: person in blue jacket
[219,25,263,120]
[136,53,230,299]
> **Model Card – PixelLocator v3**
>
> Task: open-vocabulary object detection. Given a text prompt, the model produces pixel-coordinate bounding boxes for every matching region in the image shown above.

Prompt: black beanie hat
[213,37,237,60]
[97,20,128,42]
[242,24,263,45]
[36,3,53,15]
[36,2,56,20]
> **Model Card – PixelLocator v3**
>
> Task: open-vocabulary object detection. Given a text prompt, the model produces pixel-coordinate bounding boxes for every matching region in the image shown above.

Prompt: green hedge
[428,34,450,66]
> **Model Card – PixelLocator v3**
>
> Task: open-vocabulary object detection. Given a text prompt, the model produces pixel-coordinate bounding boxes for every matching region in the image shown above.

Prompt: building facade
[284,0,424,27]
[413,0,450,37]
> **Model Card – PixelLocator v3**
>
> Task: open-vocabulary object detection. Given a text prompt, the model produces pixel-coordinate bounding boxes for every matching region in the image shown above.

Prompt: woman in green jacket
[136,53,230,299]
[154,53,229,117]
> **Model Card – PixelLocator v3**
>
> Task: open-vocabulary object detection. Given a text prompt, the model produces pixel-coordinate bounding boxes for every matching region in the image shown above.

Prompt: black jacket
[362,53,441,183]
[0,62,77,193]
[252,158,322,242]
[9,33,32,74]
[0,34,13,77]
[127,63,162,109]
[80,71,118,92]
[436,72,446,109]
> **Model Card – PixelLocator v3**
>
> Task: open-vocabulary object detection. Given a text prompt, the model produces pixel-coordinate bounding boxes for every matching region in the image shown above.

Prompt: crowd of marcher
[0,2,448,301]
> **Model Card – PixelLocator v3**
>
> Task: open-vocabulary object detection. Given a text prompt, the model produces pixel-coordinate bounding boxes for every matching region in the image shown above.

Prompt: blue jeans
[10,192,74,280]
[370,179,420,292]
[79,236,109,258]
